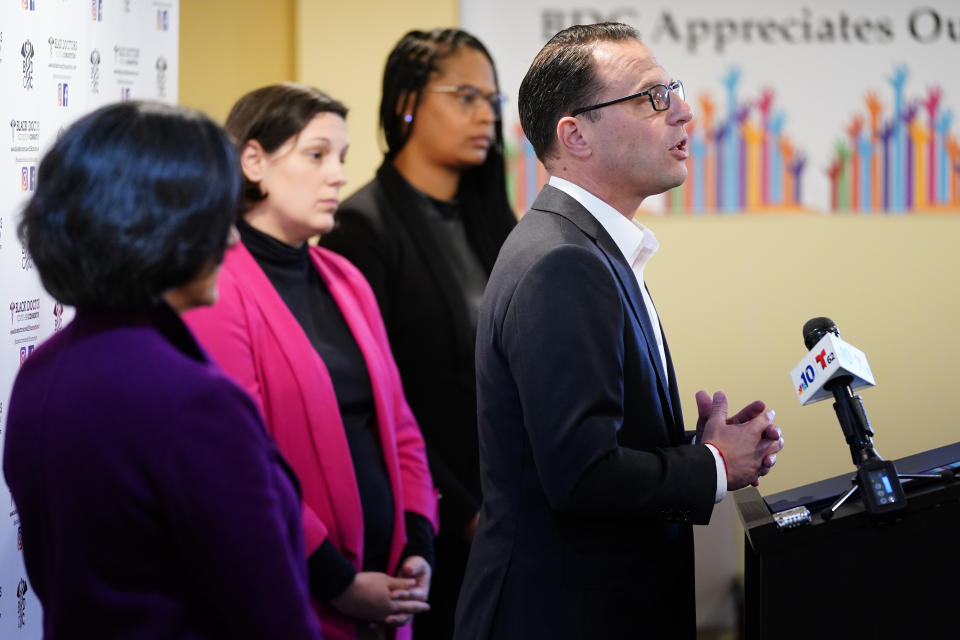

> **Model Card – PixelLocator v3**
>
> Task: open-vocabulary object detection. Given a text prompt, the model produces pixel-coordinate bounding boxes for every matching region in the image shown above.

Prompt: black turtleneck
[237,219,433,600]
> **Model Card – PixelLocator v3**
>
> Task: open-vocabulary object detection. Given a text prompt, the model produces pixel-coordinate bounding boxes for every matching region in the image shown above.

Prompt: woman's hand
[385,556,432,626]
[330,570,430,626]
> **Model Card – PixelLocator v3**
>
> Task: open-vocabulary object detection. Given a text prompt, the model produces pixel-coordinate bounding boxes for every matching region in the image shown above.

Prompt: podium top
[764,441,960,513]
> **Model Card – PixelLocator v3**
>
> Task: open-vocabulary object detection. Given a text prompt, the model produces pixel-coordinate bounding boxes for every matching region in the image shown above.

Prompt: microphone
[791,317,875,406]
[790,317,879,466]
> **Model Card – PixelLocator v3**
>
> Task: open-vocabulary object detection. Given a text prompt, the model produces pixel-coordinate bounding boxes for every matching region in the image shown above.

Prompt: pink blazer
[185,242,437,640]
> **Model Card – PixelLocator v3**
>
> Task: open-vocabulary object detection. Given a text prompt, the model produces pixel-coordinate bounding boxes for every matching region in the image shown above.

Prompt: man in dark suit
[454,23,785,639]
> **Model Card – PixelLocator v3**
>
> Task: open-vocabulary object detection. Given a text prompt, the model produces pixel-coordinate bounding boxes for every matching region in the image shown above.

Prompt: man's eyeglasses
[428,84,507,119]
[571,80,685,117]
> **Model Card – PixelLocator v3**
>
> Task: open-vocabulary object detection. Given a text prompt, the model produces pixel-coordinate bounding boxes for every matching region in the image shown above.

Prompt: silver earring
[403,114,413,123]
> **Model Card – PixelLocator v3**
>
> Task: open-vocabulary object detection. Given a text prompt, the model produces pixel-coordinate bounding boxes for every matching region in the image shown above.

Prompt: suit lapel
[531,186,678,427]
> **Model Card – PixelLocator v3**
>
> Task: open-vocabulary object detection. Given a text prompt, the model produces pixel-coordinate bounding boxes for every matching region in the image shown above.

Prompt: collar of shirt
[547,176,659,278]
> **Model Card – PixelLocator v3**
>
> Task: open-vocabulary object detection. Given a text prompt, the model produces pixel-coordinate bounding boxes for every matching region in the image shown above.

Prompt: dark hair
[519,22,640,162]
[224,83,348,212]
[18,101,240,312]
[381,28,515,271]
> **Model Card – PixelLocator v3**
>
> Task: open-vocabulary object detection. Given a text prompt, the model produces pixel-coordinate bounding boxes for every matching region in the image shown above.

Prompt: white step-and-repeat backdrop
[0,1,177,634]
[461,0,960,215]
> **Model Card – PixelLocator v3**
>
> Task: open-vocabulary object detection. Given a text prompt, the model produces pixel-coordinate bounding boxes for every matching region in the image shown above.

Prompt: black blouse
[238,219,432,600]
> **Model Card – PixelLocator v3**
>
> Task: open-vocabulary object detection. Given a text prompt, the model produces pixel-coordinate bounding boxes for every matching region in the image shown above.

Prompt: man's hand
[697,390,785,490]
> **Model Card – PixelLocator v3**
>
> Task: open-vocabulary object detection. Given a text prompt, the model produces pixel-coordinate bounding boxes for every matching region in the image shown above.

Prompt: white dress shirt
[547,176,727,503]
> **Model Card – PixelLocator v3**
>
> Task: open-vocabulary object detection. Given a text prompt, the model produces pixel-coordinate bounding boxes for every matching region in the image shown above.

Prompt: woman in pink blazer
[184,84,437,640]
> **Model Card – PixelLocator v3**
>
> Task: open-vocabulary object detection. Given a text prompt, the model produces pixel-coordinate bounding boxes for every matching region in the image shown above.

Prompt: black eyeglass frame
[427,84,508,119]
[570,80,685,117]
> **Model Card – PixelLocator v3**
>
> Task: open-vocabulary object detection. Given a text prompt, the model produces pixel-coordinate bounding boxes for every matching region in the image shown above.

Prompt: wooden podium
[735,442,960,639]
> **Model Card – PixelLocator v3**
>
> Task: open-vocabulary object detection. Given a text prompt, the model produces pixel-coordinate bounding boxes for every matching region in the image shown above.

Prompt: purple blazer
[2,304,321,639]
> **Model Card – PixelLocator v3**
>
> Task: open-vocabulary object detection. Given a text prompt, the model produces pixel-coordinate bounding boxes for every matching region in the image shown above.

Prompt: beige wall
[649,214,960,495]
[179,0,296,123]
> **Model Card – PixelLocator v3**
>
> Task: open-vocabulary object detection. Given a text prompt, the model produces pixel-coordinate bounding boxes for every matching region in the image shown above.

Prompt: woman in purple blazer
[2,102,321,639]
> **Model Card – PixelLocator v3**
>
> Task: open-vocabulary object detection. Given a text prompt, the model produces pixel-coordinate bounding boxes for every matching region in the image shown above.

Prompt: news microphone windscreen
[803,317,839,349]
[791,322,876,405]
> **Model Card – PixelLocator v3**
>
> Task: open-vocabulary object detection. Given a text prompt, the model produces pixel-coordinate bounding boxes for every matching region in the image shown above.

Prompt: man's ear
[239,140,267,182]
[555,116,592,160]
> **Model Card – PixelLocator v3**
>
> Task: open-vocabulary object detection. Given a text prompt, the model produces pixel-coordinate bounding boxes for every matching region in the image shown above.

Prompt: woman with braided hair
[321,28,516,639]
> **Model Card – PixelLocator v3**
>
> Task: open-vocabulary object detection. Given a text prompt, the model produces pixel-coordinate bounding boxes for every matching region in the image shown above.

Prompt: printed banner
[0,1,178,634]
[460,0,960,215]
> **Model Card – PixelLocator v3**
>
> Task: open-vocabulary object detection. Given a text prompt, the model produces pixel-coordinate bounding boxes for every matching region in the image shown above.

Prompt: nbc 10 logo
[157,9,168,31]
[58,82,69,107]
[796,364,816,395]
[20,166,36,192]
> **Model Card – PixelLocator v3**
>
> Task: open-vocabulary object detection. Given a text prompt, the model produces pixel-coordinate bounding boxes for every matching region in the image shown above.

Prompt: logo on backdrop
[10,119,40,150]
[0,216,4,251]
[156,56,167,97]
[113,45,139,68]
[157,9,169,31]
[53,302,64,332]
[21,247,33,271]
[11,299,41,325]
[47,36,79,76]
[1,31,5,63]
[124,0,131,12]
[10,298,40,367]
[20,165,37,192]
[114,45,139,99]
[21,0,36,11]
[16,578,27,629]
[20,40,34,90]
[91,0,103,21]
[57,82,69,107]
[90,49,100,93]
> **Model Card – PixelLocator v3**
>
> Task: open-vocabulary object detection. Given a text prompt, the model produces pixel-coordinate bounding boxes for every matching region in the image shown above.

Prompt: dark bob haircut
[19,101,240,312]
[224,83,347,212]
[519,22,640,162]
[380,28,516,271]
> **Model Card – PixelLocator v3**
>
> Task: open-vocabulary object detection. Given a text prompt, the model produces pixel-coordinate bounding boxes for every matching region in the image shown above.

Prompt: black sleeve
[307,540,358,602]
[426,442,480,535]
[400,511,436,569]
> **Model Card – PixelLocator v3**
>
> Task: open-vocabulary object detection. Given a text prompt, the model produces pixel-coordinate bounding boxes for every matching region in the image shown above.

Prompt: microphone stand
[821,376,952,520]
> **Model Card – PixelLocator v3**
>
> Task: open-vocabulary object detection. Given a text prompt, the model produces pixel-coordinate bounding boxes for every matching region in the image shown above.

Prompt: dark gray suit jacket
[455,185,717,639]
